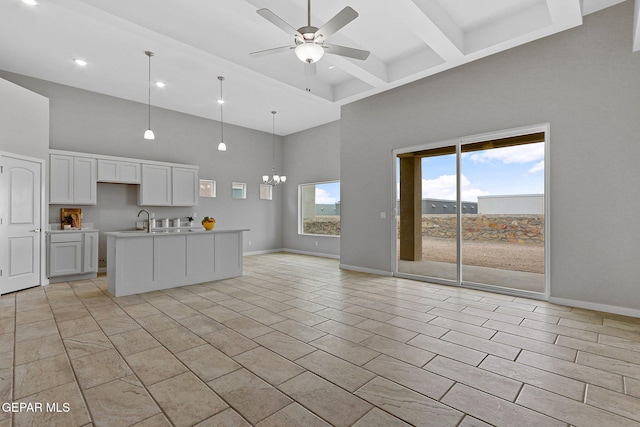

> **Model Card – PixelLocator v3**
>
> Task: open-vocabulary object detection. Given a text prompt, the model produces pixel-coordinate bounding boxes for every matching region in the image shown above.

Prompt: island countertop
[105,228,249,238]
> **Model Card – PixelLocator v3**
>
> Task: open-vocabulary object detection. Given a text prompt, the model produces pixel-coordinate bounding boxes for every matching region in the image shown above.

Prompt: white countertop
[105,228,249,238]
[46,228,98,234]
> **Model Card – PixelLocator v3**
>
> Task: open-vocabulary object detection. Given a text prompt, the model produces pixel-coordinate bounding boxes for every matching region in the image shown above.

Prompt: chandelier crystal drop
[263,111,286,186]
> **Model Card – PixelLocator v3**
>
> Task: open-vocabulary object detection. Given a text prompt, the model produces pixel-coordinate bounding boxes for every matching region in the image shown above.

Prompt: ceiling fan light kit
[252,0,369,65]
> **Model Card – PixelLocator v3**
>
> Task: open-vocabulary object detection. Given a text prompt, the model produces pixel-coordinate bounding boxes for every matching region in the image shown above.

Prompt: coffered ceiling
[0,0,636,135]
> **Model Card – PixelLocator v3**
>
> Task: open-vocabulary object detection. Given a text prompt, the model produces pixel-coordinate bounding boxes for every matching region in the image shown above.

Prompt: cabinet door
[83,232,99,273]
[172,167,198,206]
[97,159,118,182]
[118,161,141,184]
[139,164,172,206]
[73,157,97,205]
[98,159,141,184]
[50,155,74,204]
[49,242,82,277]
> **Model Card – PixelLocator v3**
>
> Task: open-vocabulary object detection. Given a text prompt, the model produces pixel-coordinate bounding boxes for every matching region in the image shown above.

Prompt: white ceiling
[0,0,635,136]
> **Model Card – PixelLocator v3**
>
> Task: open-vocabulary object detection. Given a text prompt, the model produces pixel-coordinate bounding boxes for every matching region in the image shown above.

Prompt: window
[232,182,246,199]
[199,179,216,198]
[260,184,272,200]
[299,181,340,236]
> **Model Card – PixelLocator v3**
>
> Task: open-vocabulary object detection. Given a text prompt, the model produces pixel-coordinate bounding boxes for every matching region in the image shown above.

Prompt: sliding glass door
[395,127,548,297]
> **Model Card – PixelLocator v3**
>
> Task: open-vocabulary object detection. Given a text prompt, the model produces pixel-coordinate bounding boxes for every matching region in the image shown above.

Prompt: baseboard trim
[243,249,284,257]
[281,248,340,260]
[339,263,393,277]
[549,296,640,319]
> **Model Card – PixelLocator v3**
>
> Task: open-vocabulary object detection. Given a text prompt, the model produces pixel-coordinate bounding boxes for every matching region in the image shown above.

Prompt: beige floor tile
[462,306,523,324]
[282,298,326,313]
[441,330,520,360]
[586,384,640,422]
[270,319,326,342]
[124,345,188,386]
[63,330,113,359]
[122,302,162,318]
[57,316,101,338]
[152,325,206,353]
[14,318,58,342]
[233,347,305,386]
[479,355,585,400]
[559,318,640,341]
[13,381,90,427]
[627,376,640,399]
[315,307,366,326]
[522,318,599,342]
[201,327,259,356]
[86,304,127,321]
[246,297,293,314]
[344,305,396,322]
[177,344,241,382]
[355,376,463,426]
[517,384,639,427]
[429,316,496,339]
[361,334,435,367]
[14,334,66,365]
[83,375,160,427]
[315,319,373,343]
[603,317,640,332]
[70,349,132,390]
[158,301,200,320]
[177,314,225,335]
[577,351,640,379]
[297,350,376,392]
[149,372,228,427]
[179,295,218,310]
[96,315,141,336]
[491,331,576,361]
[278,308,327,326]
[457,415,494,427]
[15,307,53,325]
[425,356,522,401]
[484,319,558,343]
[254,331,316,361]
[558,335,640,365]
[278,372,372,427]
[309,334,379,366]
[599,333,640,352]
[134,312,181,333]
[0,351,12,381]
[356,319,418,342]
[255,403,330,427]
[427,307,488,326]
[200,305,243,322]
[495,306,560,324]
[132,413,173,427]
[351,408,412,426]
[108,328,160,356]
[310,296,353,311]
[364,354,454,400]
[442,383,564,427]
[209,368,292,424]
[195,408,250,426]
[217,298,258,312]
[240,307,287,325]
[385,316,449,339]
[13,354,75,399]
[517,350,624,392]
[408,334,487,366]
[223,315,274,338]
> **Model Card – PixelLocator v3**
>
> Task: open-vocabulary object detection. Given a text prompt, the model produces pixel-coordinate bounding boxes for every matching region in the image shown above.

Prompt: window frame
[298,180,341,237]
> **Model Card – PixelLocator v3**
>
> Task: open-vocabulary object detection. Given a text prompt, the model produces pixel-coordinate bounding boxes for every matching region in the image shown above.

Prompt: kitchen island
[105,228,248,297]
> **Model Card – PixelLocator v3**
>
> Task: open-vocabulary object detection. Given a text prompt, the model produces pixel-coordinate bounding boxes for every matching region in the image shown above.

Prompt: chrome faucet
[137,209,152,233]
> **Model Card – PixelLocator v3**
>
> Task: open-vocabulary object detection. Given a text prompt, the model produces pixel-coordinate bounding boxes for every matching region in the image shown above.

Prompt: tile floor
[1,252,640,426]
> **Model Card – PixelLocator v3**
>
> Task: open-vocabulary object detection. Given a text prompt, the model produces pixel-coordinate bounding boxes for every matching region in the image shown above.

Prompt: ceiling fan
[250,0,370,65]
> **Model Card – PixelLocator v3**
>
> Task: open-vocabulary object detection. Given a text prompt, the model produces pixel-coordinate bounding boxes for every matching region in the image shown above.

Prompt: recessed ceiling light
[155,81,165,88]
[328,65,336,70]
[22,0,39,6]
[74,59,87,66]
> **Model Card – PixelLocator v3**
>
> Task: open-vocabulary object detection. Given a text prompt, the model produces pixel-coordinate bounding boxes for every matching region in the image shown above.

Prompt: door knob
[30,228,41,233]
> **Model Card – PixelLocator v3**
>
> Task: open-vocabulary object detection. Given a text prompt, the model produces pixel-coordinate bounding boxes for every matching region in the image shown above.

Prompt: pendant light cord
[272,111,276,170]
[219,76,224,143]
[146,51,153,129]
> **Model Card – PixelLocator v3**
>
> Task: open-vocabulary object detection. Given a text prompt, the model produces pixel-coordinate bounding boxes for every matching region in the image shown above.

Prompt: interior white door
[0,154,42,294]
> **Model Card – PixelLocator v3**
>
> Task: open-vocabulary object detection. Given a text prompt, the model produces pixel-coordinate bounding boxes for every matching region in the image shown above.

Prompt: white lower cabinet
[47,231,99,282]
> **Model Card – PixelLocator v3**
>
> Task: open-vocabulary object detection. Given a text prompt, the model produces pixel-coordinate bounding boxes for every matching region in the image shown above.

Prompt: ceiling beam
[408,0,465,60]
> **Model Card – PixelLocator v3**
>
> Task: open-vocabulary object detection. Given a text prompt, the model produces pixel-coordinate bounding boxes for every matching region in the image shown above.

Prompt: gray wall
[340,2,640,311]
[0,77,49,161]
[0,71,284,264]
[282,121,340,257]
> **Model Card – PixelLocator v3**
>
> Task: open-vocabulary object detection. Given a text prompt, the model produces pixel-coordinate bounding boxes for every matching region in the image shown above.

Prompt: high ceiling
[0,0,636,136]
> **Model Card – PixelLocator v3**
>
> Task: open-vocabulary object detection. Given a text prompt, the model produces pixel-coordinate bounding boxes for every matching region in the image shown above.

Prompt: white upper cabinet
[172,167,198,206]
[139,164,172,206]
[98,159,141,184]
[50,154,97,205]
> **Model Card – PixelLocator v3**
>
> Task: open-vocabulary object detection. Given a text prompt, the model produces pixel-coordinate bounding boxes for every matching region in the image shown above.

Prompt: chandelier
[262,111,286,186]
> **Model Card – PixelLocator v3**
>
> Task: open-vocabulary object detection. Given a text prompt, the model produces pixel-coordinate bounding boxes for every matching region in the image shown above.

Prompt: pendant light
[263,111,286,186]
[217,76,227,151]
[143,51,155,140]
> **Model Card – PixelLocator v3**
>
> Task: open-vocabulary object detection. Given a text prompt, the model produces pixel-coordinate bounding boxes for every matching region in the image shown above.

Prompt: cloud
[421,174,489,202]
[316,188,337,204]
[528,160,544,173]
[466,143,544,165]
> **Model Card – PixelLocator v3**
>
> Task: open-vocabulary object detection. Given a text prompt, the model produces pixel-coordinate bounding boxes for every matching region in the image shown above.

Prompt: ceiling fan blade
[316,7,358,40]
[249,45,295,58]
[323,44,370,60]
[256,8,303,39]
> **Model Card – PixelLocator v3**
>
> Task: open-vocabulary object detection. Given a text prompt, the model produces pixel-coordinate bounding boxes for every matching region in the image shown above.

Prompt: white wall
[0,71,284,265]
[340,2,640,313]
[282,121,340,258]
[0,77,49,160]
